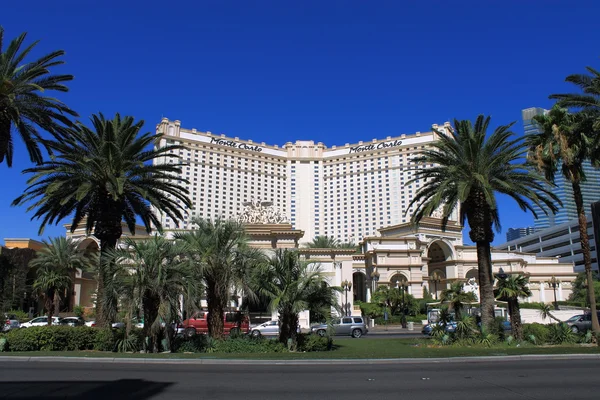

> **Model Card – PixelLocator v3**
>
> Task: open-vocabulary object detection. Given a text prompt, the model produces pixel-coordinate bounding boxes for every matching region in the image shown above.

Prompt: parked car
[249,320,279,337]
[182,311,250,337]
[2,314,20,332]
[311,316,368,338]
[20,316,62,328]
[59,317,85,327]
[566,314,589,333]
[422,322,457,336]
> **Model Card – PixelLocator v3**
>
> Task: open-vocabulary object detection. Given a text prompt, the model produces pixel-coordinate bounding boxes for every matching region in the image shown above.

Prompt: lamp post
[549,276,560,310]
[342,280,352,316]
[371,270,380,293]
[431,271,442,300]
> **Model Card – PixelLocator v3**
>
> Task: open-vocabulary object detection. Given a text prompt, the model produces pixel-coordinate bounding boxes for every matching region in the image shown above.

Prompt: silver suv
[311,316,368,338]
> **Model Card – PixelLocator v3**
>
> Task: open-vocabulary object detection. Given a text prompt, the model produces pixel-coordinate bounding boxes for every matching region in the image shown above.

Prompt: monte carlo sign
[349,139,402,154]
[210,137,263,152]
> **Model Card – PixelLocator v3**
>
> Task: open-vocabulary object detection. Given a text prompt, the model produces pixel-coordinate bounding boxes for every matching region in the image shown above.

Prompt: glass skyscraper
[523,107,600,229]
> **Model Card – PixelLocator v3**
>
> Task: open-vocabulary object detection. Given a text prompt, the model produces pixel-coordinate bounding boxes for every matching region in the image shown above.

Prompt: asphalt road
[1,358,599,400]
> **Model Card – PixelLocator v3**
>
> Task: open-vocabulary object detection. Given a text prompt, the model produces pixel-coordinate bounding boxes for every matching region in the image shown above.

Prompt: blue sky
[1,0,599,246]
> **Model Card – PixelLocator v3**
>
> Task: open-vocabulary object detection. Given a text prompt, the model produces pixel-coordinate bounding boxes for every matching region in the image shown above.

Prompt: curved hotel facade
[154,118,452,244]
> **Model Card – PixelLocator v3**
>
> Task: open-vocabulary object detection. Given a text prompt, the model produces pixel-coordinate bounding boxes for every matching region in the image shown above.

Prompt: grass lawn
[3,338,600,360]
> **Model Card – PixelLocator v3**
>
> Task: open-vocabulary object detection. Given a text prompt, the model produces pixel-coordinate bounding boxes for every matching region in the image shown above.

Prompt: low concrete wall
[520,308,582,324]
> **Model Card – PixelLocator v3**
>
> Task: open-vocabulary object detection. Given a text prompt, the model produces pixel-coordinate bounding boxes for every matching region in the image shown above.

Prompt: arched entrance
[426,240,453,299]
[352,272,366,302]
[465,269,478,282]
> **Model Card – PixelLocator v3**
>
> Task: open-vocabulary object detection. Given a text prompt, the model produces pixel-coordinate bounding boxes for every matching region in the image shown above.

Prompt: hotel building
[154,118,453,244]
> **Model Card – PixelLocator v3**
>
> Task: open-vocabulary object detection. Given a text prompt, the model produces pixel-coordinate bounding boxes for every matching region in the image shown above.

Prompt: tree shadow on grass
[0,379,172,399]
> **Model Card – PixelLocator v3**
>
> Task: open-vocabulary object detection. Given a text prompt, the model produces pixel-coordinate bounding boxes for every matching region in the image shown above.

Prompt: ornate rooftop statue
[238,197,288,224]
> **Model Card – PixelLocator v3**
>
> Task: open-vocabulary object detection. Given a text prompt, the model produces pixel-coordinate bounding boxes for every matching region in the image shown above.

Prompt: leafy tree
[175,218,264,339]
[0,247,36,311]
[13,113,190,327]
[29,237,94,325]
[549,65,600,117]
[253,249,340,345]
[0,26,77,167]
[407,115,559,330]
[107,237,199,353]
[495,274,531,341]
[439,281,477,321]
[526,105,600,336]
[569,272,600,307]
[371,286,419,316]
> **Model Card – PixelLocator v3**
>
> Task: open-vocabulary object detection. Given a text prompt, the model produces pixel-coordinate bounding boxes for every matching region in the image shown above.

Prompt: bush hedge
[1,326,143,352]
[173,333,332,354]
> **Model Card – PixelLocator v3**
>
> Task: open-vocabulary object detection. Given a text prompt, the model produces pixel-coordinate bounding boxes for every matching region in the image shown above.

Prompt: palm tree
[526,106,600,336]
[0,26,77,167]
[107,237,198,353]
[537,303,562,324]
[253,249,341,345]
[29,237,94,325]
[495,274,531,341]
[549,65,600,115]
[407,115,560,330]
[175,218,264,339]
[13,113,191,327]
[304,236,340,248]
[439,281,477,321]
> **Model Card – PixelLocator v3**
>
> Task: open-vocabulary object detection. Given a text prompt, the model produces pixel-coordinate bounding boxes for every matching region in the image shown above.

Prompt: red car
[182,311,249,337]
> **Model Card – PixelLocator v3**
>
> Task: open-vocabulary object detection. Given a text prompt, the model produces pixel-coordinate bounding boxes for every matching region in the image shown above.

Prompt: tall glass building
[523,107,600,229]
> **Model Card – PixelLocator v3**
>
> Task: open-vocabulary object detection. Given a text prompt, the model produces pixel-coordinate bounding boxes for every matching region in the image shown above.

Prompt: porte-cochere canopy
[361,217,576,303]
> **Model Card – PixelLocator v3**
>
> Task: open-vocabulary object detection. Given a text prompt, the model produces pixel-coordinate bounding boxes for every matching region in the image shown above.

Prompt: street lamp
[549,276,560,310]
[431,271,442,300]
[342,279,352,316]
[371,270,380,293]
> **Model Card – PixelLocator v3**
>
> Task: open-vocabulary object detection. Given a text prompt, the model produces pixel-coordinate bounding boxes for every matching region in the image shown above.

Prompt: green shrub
[356,301,383,319]
[94,328,117,352]
[548,323,577,345]
[7,309,29,322]
[487,317,509,340]
[522,323,550,344]
[173,335,215,353]
[213,337,286,353]
[6,326,100,352]
[73,305,85,318]
[67,327,97,350]
[297,334,333,352]
[518,302,546,309]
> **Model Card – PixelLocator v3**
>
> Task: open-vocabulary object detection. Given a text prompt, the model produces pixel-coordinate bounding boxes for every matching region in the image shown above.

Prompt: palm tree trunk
[143,291,160,353]
[476,241,495,331]
[508,298,523,341]
[467,196,496,331]
[571,179,600,338]
[46,290,54,326]
[53,290,61,319]
[278,306,298,346]
[94,206,123,328]
[206,279,225,339]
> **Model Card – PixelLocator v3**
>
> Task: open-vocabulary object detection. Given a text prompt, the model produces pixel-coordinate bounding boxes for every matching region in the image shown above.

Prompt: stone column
[540,282,546,303]
[558,283,563,301]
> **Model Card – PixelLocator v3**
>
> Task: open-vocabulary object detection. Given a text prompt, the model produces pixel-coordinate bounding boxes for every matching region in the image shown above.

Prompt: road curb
[1,353,599,365]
